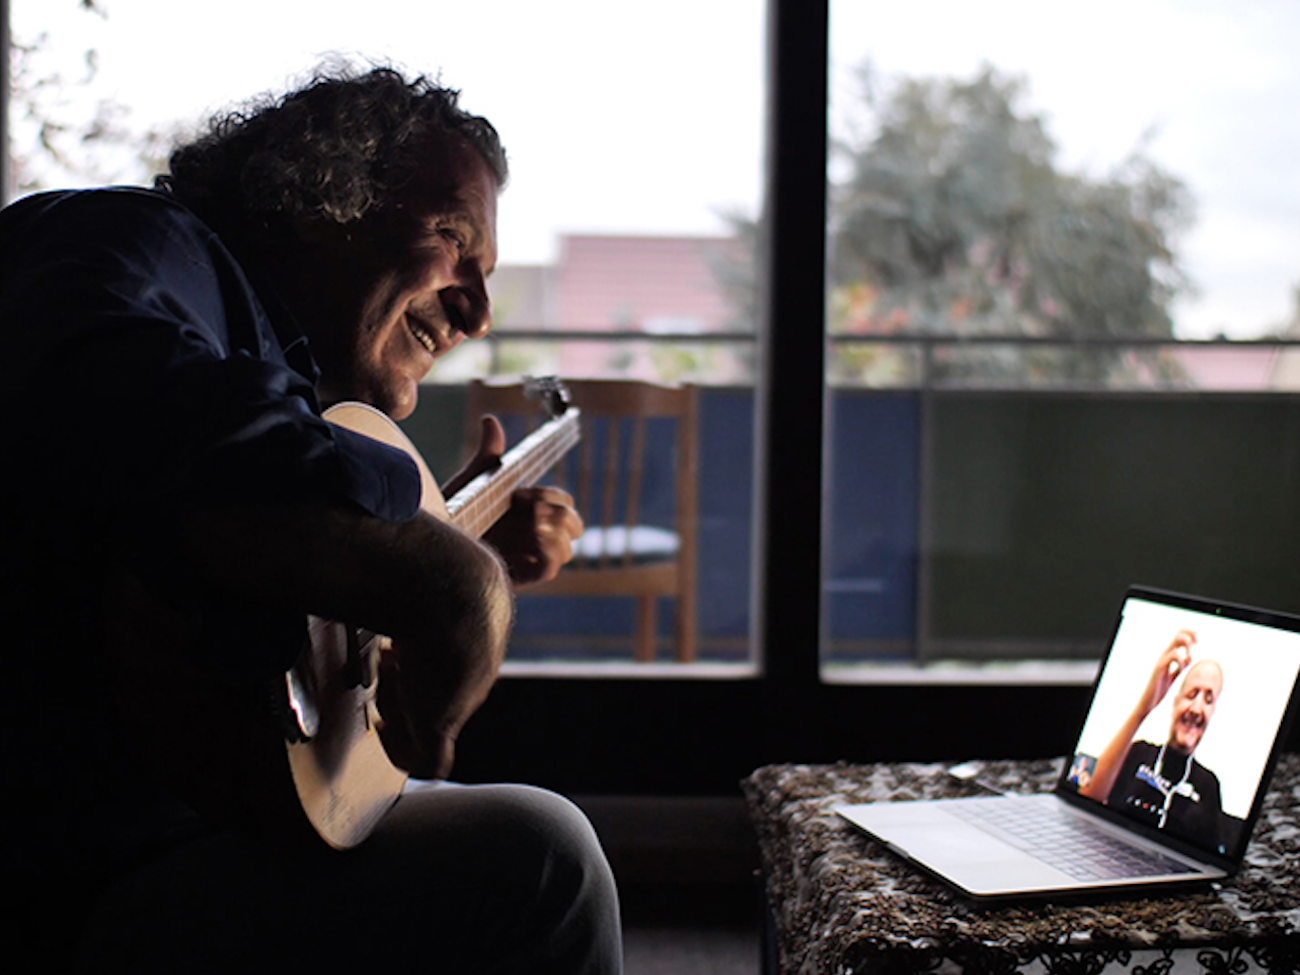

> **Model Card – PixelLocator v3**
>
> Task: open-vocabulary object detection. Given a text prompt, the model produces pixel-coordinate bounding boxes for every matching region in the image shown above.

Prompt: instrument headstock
[523,375,572,418]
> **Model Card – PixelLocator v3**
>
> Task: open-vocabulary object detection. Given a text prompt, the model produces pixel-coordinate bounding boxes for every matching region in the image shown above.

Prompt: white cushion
[573,525,680,563]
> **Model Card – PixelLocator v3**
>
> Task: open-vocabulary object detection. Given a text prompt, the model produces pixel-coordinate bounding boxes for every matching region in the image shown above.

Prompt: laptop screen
[1061,588,1300,862]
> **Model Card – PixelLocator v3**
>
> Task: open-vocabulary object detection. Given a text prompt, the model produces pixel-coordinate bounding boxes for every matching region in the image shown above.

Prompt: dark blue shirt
[1,186,420,524]
[1109,740,1225,853]
[0,187,422,887]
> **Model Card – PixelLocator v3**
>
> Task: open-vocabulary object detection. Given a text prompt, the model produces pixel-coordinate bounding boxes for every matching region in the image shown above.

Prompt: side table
[742,754,1299,974]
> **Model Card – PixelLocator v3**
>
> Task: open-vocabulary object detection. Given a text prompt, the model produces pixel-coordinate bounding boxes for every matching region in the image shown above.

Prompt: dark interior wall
[452,678,1096,796]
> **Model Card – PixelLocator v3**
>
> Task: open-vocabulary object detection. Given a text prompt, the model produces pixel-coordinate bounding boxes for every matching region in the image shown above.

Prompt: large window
[8,0,767,672]
[823,1,1300,679]
[13,1,1295,792]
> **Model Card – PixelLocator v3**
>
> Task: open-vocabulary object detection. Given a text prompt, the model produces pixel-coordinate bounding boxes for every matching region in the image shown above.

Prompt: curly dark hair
[158,63,507,246]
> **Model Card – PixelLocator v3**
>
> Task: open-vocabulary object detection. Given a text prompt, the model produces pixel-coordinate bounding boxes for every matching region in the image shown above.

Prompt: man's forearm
[1080,711,1143,802]
[179,502,501,623]
[172,499,513,700]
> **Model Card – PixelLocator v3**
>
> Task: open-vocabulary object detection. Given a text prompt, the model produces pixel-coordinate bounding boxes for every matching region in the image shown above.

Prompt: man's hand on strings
[484,486,583,586]
[447,415,584,587]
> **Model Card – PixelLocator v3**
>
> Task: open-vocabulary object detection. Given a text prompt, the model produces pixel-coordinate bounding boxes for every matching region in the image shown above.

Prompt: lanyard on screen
[1135,743,1200,828]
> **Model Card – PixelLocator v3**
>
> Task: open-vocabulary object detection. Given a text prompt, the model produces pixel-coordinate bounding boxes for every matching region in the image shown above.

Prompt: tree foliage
[826,64,1196,384]
[8,2,178,194]
[834,65,1193,334]
[711,64,1199,384]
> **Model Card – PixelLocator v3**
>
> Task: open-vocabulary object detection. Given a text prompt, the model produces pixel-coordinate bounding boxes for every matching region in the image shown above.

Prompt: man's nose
[462,299,492,338]
[458,265,492,338]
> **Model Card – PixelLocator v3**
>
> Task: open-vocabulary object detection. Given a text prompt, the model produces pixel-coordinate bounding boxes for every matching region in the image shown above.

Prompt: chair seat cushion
[573,525,680,564]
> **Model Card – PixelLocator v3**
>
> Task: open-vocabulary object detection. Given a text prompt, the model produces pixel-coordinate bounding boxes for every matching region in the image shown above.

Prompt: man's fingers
[442,415,509,498]
[525,487,584,539]
[1164,629,1197,677]
[524,484,577,511]
[476,414,507,460]
[479,484,584,585]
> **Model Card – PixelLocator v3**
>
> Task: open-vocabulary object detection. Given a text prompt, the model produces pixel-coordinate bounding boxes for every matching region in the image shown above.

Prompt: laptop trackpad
[839,802,1070,896]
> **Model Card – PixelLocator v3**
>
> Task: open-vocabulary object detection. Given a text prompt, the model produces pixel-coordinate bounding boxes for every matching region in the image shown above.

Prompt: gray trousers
[75,783,623,974]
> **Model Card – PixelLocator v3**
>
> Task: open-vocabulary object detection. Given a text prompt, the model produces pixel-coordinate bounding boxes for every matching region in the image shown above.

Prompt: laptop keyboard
[948,799,1200,881]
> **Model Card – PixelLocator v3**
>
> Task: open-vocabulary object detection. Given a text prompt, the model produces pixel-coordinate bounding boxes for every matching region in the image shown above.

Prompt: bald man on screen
[1079,630,1225,850]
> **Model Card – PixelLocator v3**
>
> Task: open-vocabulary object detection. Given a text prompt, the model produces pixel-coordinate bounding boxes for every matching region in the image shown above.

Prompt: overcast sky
[11,0,1298,338]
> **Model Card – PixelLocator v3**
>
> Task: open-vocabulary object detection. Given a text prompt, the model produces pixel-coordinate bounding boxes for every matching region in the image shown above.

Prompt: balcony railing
[467,328,1300,392]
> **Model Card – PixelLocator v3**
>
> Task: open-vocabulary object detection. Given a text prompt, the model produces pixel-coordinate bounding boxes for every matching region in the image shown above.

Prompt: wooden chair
[465,379,700,662]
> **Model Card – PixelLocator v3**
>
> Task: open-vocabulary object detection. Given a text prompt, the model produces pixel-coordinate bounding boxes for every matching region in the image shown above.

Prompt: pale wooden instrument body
[288,400,579,848]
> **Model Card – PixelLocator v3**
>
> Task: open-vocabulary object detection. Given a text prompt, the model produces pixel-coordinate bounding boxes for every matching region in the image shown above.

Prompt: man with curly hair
[0,65,621,973]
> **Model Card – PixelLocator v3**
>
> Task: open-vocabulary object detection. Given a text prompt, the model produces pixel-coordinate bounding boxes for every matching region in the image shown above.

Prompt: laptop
[837,585,1300,902]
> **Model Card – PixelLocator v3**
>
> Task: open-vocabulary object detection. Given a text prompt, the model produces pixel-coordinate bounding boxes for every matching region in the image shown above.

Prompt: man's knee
[488,787,622,973]
[382,783,622,973]
[382,783,614,903]
[450,785,614,905]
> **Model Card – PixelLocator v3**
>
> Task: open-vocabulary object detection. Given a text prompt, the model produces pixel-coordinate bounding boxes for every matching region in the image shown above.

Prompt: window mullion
[754,0,830,698]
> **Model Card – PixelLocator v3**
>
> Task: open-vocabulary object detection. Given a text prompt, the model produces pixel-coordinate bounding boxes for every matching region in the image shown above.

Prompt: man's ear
[243,213,341,284]
[288,210,347,247]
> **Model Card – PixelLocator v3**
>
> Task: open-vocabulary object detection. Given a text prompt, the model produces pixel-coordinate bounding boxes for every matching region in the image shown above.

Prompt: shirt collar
[244,265,321,385]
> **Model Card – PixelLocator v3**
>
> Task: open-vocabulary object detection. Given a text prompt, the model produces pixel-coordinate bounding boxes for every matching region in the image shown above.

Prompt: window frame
[453,0,1110,796]
[7,1,1273,795]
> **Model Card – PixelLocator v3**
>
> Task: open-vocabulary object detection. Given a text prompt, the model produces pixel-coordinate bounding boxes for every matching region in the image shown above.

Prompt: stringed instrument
[103,380,579,852]
[285,381,580,849]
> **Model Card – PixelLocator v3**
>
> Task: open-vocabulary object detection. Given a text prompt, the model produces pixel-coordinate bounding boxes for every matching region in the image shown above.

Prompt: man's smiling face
[1168,660,1222,755]
[302,136,499,420]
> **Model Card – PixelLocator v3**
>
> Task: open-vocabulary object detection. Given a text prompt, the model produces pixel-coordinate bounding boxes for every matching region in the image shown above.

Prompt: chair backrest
[464,379,699,571]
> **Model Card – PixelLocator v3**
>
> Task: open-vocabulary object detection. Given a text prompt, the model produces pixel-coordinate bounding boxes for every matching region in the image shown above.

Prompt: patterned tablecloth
[742,754,1299,975]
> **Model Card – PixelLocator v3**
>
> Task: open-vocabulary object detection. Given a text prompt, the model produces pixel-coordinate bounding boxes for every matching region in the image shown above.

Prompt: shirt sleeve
[0,189,422,524]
